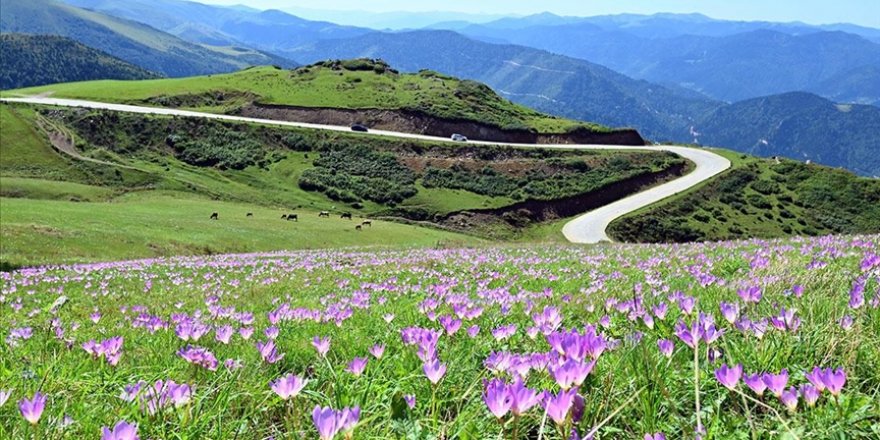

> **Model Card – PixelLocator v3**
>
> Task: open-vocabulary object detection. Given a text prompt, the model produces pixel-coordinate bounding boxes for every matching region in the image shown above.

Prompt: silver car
[451,133,468,142]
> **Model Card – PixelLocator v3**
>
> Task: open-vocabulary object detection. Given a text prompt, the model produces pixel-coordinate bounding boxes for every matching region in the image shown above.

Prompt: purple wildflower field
[1,235,878,439]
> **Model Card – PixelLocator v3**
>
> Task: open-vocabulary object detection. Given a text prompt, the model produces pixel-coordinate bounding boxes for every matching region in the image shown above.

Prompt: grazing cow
[362,221,372,227]
[210,212,219,220]
[286,214,298,222]
[246,213,253,217]
[341,212,353,220]
[355,225,362,231]
[319,211,330,218]
[281,214,287,220]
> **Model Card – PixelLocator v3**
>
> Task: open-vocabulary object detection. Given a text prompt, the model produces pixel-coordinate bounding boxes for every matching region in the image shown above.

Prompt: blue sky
[201,0,879,27]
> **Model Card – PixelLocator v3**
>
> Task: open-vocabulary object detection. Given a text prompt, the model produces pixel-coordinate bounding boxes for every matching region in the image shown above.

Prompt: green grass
[0,177,114,201]
[0,192,475,267]
[6,62,610,133]
[608,148,880,243]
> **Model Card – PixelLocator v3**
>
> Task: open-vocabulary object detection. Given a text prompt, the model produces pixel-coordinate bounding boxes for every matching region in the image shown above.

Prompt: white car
[451,133,468,142]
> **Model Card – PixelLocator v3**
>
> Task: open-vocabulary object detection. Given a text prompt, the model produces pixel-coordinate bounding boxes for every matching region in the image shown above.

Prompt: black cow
[319,211,330,218]
[210,212,219,220]
[362,221,372,227]
[341,212,353,220]
[286,214,298,222]
[246,213,253,217]
[355,225,362,231]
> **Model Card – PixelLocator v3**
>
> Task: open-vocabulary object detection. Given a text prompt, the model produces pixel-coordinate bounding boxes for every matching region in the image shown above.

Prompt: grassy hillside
[0,103,684,264]
[0,0,294,77]
[9,60,613,134]
[0,33,159,90]
[608,149,880,242]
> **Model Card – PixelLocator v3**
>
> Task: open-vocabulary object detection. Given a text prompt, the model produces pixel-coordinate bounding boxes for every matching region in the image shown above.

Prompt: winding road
[1,97,731,243]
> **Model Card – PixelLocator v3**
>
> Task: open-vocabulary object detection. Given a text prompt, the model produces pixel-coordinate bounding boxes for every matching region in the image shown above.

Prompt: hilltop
[0,34,159,89]
[8,60,644,144]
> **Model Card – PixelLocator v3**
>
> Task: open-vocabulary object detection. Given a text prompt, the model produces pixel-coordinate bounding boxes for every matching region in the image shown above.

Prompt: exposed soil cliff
[437,162,689,231]
[238,103,646,146]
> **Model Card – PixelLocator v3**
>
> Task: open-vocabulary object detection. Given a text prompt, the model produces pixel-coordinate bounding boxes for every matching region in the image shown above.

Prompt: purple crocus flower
[800,384,820,407]
[177,346,218,371]
[805,367,826,392]
[215,325,234,345]
[256,340,284,364]
[312,406,340,440]
[762,370,789,397]
[719,302,740,324]
[543,388,578,425]
[338,406,360,433]
[423,359,447,384]
[644,434,667,440]
[657,339,674,358]
[369,344,385,360]
[101,420,139,440]
[508,378,540,416]
[467,325,480,338]
[779,387,799,412]
[346,357,368,376]
[404,394,416,409]
[270,374,307,400]
[18,392,46,425]
[714,364,742,390]
[743,373,767,396]
[820,368,846,396]
[312,336,331,357]
[483,378,512,419]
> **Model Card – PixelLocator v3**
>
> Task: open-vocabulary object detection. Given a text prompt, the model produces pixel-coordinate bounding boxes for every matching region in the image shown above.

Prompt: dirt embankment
[437,162,689,230]
[238,103,646,146]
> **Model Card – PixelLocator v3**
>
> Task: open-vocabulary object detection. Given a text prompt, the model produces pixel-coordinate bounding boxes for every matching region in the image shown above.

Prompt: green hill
[0,102,685,265]
[608,149,880,243]
[8,60,623,136]
[0,0,295,77]
[0,33,159,90]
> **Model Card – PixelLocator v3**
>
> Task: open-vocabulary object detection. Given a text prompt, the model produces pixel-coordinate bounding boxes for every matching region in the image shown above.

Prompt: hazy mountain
[0,0,295,77]
[286,30,722,141]
[64,0,371,52]
[0,34,159,89]
[695,92,880,176]
[457,19,880,104]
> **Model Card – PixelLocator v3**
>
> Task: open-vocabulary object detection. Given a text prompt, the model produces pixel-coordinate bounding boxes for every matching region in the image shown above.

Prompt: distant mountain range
[455,14,880,105]
[0,34,159,89]
[0,0,295,77]
[697,93,880,176]
[63,0,371,53]
[4,0,878,175]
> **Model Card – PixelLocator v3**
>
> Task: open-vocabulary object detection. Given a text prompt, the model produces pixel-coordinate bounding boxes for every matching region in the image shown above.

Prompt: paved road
[1,97,731,243]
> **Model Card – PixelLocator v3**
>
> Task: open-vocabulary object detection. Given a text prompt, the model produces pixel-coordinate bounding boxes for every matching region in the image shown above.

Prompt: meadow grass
[0,192,476,267]
[0,235,877,439]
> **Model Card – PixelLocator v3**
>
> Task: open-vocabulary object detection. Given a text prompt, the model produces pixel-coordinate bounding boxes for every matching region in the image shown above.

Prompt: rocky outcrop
[238,102,646,146]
